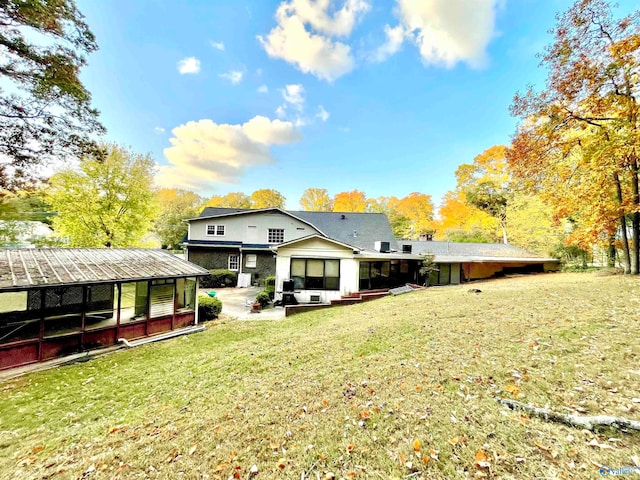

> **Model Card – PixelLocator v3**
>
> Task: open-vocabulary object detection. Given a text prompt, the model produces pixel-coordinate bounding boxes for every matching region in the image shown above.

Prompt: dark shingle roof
[191,207,397,252]
[398,241,556,260]
[290,211,398,251]
[0,249,209,291]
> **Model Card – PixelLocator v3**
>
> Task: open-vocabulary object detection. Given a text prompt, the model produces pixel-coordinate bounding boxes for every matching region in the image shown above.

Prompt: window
[0,291,40,344]
[150,283,174,318]
[245,254,257,268]
[43,286,83,337]
[85,284,116,330]
[176,277,196,312]
[290,259,340,290]
[206,224,225,236]
[268,228,285,243]
[120,281,149,323]
[228,254,239,271]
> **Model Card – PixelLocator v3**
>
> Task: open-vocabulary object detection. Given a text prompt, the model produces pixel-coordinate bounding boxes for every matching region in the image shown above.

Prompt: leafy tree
[509,0,640,273]
[153,188,203,248]
[300,188,333,211]
[47,144,155,247]
[457,145,510,243]
[250,188,285,209]
[333,189,366,212]
[396,192,434,237]
[435,190,498,242]
[0,0,104,190]
[204,192,251,208]
[505,194,566,256]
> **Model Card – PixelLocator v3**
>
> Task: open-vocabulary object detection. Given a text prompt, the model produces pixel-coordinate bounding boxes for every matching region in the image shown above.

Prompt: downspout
[194,277,200,326]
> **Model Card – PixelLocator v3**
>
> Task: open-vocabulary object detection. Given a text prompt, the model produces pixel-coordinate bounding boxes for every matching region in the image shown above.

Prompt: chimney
[419,233,433,241]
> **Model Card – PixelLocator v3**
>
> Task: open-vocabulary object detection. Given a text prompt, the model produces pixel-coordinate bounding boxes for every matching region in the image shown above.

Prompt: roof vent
[353,230,358,238]
[375,241,390,253]
[402,244,412,253]
[340,214,346,220]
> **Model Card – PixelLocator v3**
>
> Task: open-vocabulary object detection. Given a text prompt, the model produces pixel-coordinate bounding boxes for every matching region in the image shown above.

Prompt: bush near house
[264,275,276,299]
[255,291,270,308]
[200,269,237,288]
[198,295,222,321]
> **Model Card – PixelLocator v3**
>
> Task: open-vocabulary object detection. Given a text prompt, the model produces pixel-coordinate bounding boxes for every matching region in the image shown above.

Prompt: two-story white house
[185,207,560,304]
[184,207,425,302]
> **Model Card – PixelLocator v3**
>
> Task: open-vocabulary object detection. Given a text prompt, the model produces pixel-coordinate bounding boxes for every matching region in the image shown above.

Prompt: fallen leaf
[449,437,459,445]
[413,439,421,451]
[31,445,45,454]
[358,410,371,420]
[504,385,520,398]
[474,450,490,469]
[422,455,430,465]
[429,449,439,461]
[346,444,355,453]
[188,445,197,456]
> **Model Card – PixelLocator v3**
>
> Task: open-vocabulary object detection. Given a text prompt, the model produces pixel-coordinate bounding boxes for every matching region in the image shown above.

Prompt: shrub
[265,275,276,299]
[198,295,222,321]
[200,269,237,288]
[255,291,270,308]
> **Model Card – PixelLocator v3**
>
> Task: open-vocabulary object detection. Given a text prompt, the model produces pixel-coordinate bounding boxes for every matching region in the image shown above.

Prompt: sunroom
[0,249,209,371]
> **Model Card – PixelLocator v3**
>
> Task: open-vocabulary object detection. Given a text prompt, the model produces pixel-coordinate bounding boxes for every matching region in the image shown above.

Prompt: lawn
[1,273,639,479]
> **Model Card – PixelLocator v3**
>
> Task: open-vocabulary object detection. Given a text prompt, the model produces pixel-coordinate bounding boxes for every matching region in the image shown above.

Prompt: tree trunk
[631,157,640,274]
[607,235,616,268]
[614,172,631,273]
[499,215,508,244]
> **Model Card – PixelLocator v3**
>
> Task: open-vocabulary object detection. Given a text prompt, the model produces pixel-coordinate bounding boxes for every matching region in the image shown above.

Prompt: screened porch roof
[0,249,209,291]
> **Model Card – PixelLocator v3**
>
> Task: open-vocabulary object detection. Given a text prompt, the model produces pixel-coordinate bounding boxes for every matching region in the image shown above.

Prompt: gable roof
[398,241,558,262]
[190,207,397,252]
[0,249,209,291]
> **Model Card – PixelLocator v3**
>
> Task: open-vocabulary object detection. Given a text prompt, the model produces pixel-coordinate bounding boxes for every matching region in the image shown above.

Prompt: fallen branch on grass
[497,398,640,432]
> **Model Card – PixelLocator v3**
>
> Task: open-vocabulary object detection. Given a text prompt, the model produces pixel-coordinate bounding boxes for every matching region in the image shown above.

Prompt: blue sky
[75,0,637,210]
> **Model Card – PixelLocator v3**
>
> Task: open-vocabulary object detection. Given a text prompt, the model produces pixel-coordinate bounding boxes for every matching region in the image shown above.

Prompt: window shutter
[150,285,174,318]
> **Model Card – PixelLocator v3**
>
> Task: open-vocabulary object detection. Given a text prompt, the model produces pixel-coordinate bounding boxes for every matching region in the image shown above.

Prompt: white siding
[189,211,320,244]
[275,237,357,303]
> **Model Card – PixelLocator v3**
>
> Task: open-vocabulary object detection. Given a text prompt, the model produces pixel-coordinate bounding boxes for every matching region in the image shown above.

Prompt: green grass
[1,273,639,479]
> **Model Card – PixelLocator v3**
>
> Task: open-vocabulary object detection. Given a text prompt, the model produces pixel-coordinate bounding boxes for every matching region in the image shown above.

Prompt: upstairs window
[206,224,225,236]
[268,228,284,243]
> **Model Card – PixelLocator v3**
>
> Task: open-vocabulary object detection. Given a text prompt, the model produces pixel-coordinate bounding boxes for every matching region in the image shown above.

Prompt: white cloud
[316,105,330,122]
[219,70,244,84]
[287,0,370,36]
[154,127,166,134]
[157,116,302,189]
[395,0,500,68]
[177,57,201,74]
[282,84,305,107]
[210,41,225,51]
[257,84,269,93]
[370,24,405,62]
[275,105,287,118]
[258,0,369,82]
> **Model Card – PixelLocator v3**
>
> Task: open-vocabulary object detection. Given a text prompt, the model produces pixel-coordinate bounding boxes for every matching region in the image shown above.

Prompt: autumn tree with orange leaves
[333,190,367,212]
[509,0,640,273]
